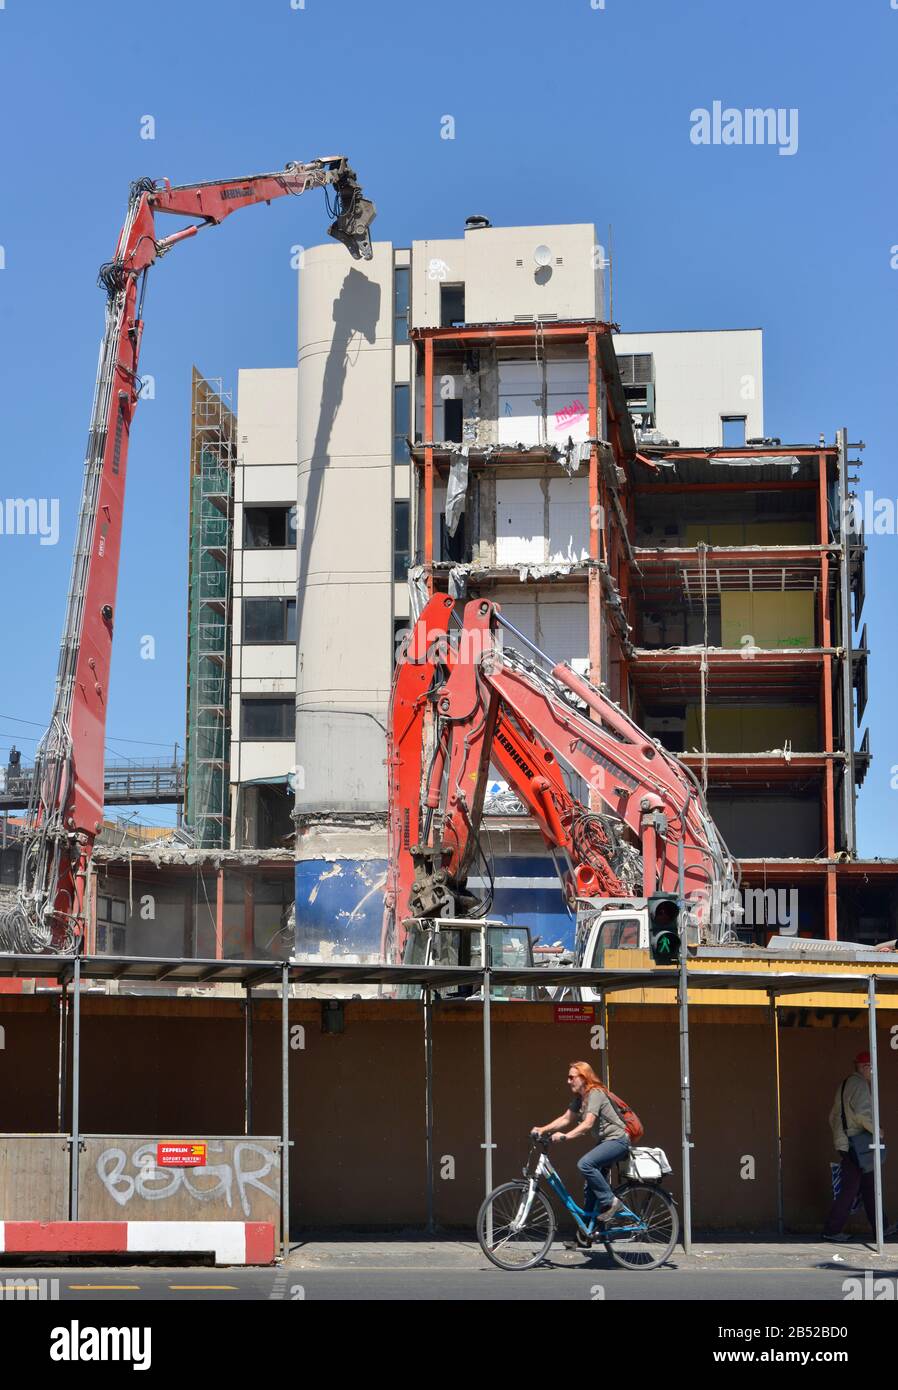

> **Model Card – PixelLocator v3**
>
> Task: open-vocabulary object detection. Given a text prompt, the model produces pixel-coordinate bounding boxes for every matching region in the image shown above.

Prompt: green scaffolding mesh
[185,375,235,848]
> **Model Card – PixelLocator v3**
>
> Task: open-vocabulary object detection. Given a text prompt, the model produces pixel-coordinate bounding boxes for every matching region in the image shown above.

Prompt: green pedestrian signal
[648,894,681,966]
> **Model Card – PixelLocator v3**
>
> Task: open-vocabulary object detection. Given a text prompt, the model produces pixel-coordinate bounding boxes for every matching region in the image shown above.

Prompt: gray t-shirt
[568,1088,628,1145]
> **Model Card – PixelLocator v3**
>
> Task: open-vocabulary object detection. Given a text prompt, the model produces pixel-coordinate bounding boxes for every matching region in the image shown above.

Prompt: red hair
[569,1061,606,1094]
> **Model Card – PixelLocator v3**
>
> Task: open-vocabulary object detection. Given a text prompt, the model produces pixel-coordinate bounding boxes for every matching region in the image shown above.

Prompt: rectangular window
[393,266,410,344]
[241,698,296,741]
[243,597,296,644]
[722,416,747,447]
[440,284,465,328]
[244,505,297,549]
[97,895,127,926]
[393,617,410,665]
[97,924,127,954]
[394,384,410,463]
[394,499,410,580]
[443,398,464,443]
[96,895,127,955]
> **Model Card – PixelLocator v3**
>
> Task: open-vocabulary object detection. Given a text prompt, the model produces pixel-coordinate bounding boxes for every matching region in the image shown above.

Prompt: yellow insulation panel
[720,590,815,649]
[683,521,816,545]
[684,704,818,753]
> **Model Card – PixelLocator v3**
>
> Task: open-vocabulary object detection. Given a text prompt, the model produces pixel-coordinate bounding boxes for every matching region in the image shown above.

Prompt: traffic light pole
[677,836,693,1254]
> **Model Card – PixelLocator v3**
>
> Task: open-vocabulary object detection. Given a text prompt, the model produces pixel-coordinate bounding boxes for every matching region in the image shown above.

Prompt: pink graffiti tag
[554,399,588,432]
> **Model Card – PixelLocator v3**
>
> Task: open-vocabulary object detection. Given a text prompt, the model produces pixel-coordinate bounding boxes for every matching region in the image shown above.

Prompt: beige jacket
[829,1073,874,1153]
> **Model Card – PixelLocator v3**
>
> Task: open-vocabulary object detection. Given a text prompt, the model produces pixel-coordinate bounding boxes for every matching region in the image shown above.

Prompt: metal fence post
[424,985,435,1234]
[57,973,68,1132]
[281,963,290,1258]
[244,984,254,1136]
[677,836,692,1254]
[482,963,495,1244]
[70,955,81,1220]
[868,976,885,1255]
[770,993,784,1234]
[677,946,692,1255]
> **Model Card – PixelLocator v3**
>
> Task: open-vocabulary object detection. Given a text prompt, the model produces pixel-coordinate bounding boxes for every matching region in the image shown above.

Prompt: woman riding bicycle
[532,1061,630,1241]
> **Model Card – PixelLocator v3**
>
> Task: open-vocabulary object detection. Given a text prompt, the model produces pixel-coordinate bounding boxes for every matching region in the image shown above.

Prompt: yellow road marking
[168,1284,239,1291]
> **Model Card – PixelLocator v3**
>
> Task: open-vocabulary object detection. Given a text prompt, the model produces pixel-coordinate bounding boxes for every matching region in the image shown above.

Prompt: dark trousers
[577,1137,630,1214]
[824,1151,888,1236]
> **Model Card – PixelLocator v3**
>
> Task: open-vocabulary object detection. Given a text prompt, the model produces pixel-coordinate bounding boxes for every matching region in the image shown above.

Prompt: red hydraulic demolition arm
[384,595,737,961]
[0,160,374,954]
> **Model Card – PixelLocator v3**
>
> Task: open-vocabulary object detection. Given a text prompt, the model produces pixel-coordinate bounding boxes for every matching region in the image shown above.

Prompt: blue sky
[0,0,895,850]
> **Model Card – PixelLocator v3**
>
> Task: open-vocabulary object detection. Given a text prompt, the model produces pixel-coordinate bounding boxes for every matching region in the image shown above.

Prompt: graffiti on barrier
[95,1141,278,1217]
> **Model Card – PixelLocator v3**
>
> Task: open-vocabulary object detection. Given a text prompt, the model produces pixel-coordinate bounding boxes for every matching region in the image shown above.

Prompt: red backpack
[602,1086,645,1143]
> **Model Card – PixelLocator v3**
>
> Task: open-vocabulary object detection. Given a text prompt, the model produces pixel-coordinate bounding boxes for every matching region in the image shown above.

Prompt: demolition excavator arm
[0,159,375,953]
[385,594,738,961]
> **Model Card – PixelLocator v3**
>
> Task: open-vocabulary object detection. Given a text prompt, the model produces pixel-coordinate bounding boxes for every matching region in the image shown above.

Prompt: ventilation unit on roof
[617,353,655,387]
[617,353,656,430]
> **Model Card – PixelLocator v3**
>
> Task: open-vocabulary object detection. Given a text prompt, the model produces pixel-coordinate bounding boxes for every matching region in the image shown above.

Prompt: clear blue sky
[0,0,895,849]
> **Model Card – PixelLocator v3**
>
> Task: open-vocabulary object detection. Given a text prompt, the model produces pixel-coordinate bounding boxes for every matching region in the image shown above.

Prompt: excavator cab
[399,917,536,1001]
[568,900,651,1002]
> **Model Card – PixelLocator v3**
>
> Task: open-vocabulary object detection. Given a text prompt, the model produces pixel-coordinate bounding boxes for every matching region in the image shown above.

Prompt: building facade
[229,367,298,851]
[208,219,884,952]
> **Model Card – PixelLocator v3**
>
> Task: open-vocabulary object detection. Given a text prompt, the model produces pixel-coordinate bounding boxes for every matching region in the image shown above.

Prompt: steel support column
[69,956,81,1220]
[770,993,784,1234]
[818,452,838,938]
[424,336,434,593]
[867,976,885,1255]
[482,968,495,1242]
[215,867,225,959]
[587,330,602,699]
[244,985,254,1136]
[281,963,290,1258]
[424,986,435,1234]
[836,427,857,852]
[243,874,255,958]
[57,976,68,1132]
[677,838,692,1253]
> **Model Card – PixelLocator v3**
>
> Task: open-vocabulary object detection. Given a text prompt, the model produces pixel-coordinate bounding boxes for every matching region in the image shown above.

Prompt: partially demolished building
[285,219,889,952]
[90,218,891,957]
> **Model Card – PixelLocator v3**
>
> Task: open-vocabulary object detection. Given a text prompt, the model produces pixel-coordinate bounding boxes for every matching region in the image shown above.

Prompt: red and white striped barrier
[0,1220,275,1266]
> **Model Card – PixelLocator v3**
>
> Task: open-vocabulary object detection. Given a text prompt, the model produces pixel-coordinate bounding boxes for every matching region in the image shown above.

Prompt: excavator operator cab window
[588,917,641,970]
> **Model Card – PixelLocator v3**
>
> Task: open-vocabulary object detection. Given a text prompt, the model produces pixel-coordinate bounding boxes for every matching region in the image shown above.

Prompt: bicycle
[476,1135,679,1271]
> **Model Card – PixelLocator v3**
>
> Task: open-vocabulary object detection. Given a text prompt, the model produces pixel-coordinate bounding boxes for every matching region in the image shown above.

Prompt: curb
[0,1220,275,1266]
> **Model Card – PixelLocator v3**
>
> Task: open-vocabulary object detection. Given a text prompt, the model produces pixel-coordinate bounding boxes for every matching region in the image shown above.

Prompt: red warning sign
[553,1004,597,1024]
[156,1142,208,1168]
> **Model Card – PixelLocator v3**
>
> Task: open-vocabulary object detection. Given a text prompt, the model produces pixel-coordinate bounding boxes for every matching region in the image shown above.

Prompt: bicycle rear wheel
[477,1180,556,1271]
[602,1182,678,1270]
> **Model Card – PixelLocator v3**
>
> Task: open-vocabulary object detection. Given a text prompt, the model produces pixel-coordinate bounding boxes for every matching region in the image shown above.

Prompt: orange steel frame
[413,321,630,696]
[411,328,852,941]
[817,451,838,938]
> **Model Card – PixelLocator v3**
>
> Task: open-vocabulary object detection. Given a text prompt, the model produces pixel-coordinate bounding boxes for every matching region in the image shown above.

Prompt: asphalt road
[0,1261,889,1301]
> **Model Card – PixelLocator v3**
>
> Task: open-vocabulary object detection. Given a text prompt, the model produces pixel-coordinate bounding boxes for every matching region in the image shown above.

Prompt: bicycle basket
[626,1146,672,1181]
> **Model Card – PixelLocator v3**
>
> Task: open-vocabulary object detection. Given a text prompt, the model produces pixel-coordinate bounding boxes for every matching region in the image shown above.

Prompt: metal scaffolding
[186,371,237,848]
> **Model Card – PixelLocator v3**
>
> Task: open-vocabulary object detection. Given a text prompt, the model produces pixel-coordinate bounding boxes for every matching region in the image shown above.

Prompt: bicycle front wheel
[603,1182,679,1270]
[477,1180,556,1271]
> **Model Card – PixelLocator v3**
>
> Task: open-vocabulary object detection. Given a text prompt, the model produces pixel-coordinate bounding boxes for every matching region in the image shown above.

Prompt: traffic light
[647,893,681,965]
